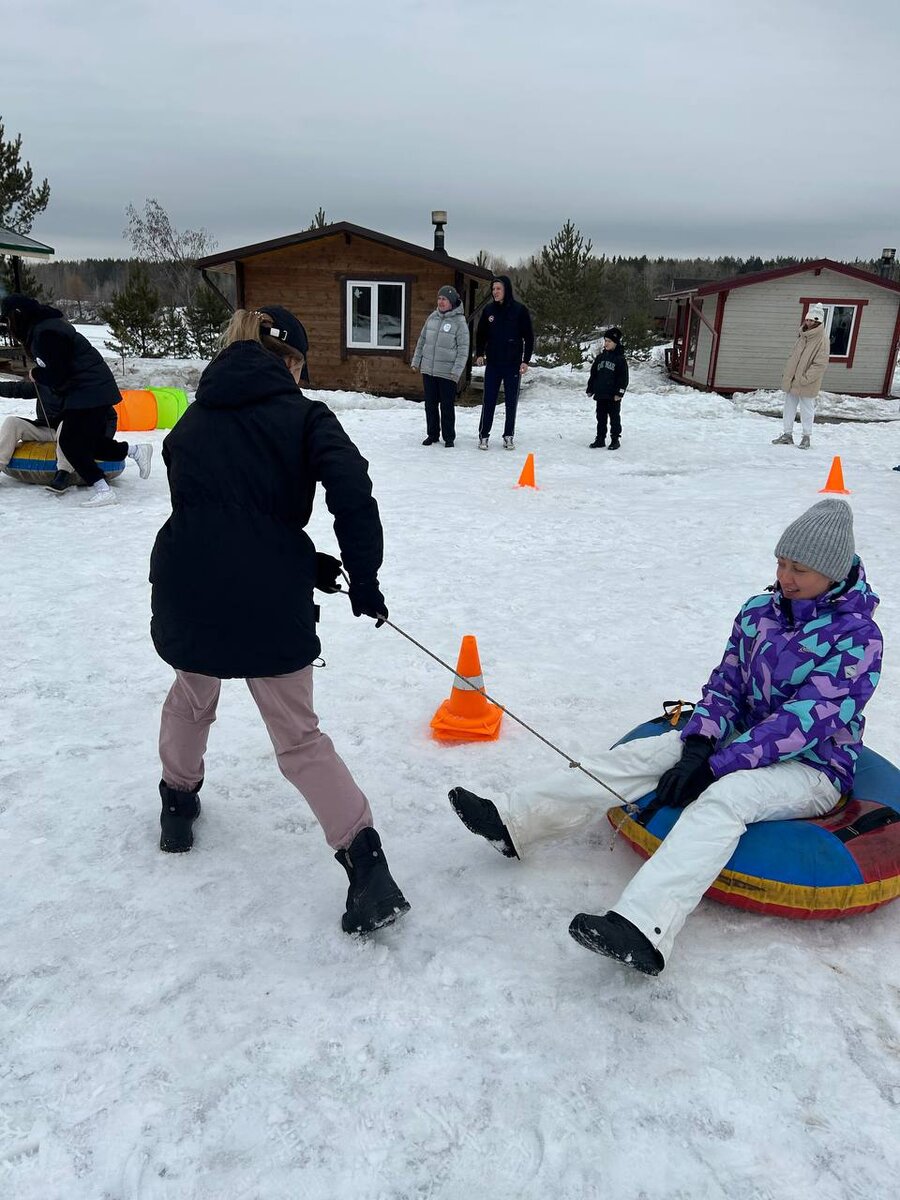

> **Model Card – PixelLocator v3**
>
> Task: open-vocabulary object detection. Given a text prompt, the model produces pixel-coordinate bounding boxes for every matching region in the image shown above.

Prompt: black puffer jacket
[0,378,117,434]
[8,299,121,412]
[474,275,534,368]
[150,341,384,679]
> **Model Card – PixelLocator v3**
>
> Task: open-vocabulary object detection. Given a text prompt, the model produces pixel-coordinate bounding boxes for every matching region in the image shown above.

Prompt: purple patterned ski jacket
[681,559,882,793]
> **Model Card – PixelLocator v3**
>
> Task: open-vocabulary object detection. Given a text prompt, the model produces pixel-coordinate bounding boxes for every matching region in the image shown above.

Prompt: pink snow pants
[158,667,374,850]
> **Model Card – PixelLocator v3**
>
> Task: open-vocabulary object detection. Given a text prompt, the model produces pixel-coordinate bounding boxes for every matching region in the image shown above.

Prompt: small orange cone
[818,455,851,495]
[430,635,504,743]
[516,453,536,488]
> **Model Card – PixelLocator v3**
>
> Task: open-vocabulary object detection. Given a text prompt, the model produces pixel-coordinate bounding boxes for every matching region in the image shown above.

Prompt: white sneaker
[798,435,811,450]
[83,484,118,508]
[478,437,489,450]
[130,442,153,479]
[502,435,515,450]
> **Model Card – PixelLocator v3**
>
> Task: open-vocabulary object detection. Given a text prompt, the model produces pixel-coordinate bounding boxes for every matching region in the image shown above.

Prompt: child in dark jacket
[585,327,629,449]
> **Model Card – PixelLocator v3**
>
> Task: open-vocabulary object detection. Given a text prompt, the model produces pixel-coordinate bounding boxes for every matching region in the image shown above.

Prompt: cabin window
[821,304,857,359]
[802,300,863,362]
[346,281,405,350]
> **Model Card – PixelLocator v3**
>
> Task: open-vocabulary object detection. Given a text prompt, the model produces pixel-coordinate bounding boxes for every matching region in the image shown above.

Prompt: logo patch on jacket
[488,315,494,323]
[442,323,452,332]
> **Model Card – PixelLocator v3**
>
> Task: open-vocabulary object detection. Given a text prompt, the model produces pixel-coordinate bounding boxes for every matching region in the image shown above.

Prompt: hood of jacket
[799,322,827,344]
[1,295,65,343]
[772,557,878,628]
[194,341,301,410]
[491,274,516,306]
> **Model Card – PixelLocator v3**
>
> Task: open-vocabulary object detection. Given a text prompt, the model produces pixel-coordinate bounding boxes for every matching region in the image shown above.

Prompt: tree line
[476,221,890,365]
[1,117,891,367]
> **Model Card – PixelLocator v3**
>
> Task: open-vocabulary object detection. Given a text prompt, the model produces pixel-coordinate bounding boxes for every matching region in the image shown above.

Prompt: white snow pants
[782,391,816,437]
[502,730,840,962]
[0,416,72,471]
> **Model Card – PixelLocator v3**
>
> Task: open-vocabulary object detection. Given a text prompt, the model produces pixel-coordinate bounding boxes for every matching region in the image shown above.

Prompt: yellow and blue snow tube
[3,441,126,486]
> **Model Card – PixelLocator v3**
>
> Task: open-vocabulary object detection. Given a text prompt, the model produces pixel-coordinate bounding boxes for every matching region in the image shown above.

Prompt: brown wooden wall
[240,232,474,397]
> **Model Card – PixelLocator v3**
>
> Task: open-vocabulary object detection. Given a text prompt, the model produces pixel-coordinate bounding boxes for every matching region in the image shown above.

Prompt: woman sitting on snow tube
[448,498,883,976]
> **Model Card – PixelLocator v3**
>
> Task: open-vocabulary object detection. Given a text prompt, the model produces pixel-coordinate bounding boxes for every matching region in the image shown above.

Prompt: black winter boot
[568,911,664,975]
[448,787,519,858]
[608,440,621,451]
[589,439,605,449]
[45,469,74,494]
[159,780,202,853]
[335,827,410,933]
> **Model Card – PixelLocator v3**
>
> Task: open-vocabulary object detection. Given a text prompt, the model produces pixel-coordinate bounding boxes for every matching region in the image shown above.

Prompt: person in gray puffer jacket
[410,285,470,447]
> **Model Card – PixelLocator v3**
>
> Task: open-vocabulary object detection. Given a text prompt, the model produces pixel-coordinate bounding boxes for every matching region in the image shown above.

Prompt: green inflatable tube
[150,388,189,429]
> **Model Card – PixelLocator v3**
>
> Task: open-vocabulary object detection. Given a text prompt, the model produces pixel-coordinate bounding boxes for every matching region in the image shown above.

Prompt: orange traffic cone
[819,455,851,495]
[430,635,504,743]
[516,453,536,488]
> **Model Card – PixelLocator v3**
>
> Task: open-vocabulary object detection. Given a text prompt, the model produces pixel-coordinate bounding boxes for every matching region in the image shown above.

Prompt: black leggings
[58,408,128,485]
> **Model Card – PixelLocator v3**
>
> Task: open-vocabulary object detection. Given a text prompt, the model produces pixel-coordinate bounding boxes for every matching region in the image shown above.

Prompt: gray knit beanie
[775,499,855,582]
[437,285,460,307]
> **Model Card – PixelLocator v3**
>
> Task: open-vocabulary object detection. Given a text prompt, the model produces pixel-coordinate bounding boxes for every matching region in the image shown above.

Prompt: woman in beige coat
[772,303,830,449]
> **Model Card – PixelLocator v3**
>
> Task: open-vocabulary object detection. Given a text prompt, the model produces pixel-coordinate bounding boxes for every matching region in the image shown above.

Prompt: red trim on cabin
[656,258,900,301]
[883,304,900,396]
[799,296,869,368]
[708,291,727,388]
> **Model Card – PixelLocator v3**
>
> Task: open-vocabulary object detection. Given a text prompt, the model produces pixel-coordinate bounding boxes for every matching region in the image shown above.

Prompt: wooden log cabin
[196,219,493,398]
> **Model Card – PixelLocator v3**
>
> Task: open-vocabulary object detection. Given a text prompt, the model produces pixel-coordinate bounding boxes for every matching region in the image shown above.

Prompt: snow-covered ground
[2,357,899,1199]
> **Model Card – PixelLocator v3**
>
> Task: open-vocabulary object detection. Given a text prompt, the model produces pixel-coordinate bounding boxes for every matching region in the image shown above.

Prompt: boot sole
[568,916,662,975]
[342,895,411,935]
[448,790,519,858]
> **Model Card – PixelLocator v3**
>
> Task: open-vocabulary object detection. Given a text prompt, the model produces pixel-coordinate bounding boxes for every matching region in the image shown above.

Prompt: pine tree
[159,306,191,358]
[600,263,657,354]
[0,117,51,298]
[184,284,231,357]
[100,264,164,358]
[307,206,329,230]
[524,220,603,366]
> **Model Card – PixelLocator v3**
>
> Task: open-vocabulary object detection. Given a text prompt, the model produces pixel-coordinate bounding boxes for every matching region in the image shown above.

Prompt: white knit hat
[806,303,826,323]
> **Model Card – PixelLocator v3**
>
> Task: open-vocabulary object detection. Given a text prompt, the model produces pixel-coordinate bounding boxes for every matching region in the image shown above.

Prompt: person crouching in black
[149,306,410,935]
[0,294,152,507]
[0,375,119,493]
[585,327,629,450]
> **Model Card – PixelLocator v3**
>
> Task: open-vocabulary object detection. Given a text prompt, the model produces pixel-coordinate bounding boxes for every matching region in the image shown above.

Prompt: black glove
[314,552,343,594]
[349,579,388,627]
[654,736,716,809]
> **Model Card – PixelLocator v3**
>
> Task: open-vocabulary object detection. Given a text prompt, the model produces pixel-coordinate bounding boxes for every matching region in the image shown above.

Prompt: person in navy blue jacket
[474,275,534,450]
[585,327,629,450]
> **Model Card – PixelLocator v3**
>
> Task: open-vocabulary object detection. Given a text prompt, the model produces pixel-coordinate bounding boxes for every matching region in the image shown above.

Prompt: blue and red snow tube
[607,718,900,920]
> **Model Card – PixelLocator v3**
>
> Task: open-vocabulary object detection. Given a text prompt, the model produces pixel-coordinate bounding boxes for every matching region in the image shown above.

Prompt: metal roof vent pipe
[432,210,448,254]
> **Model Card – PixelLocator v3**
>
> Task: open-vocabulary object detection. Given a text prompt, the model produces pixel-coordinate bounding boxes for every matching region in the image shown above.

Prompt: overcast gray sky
[6,0,899,264]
